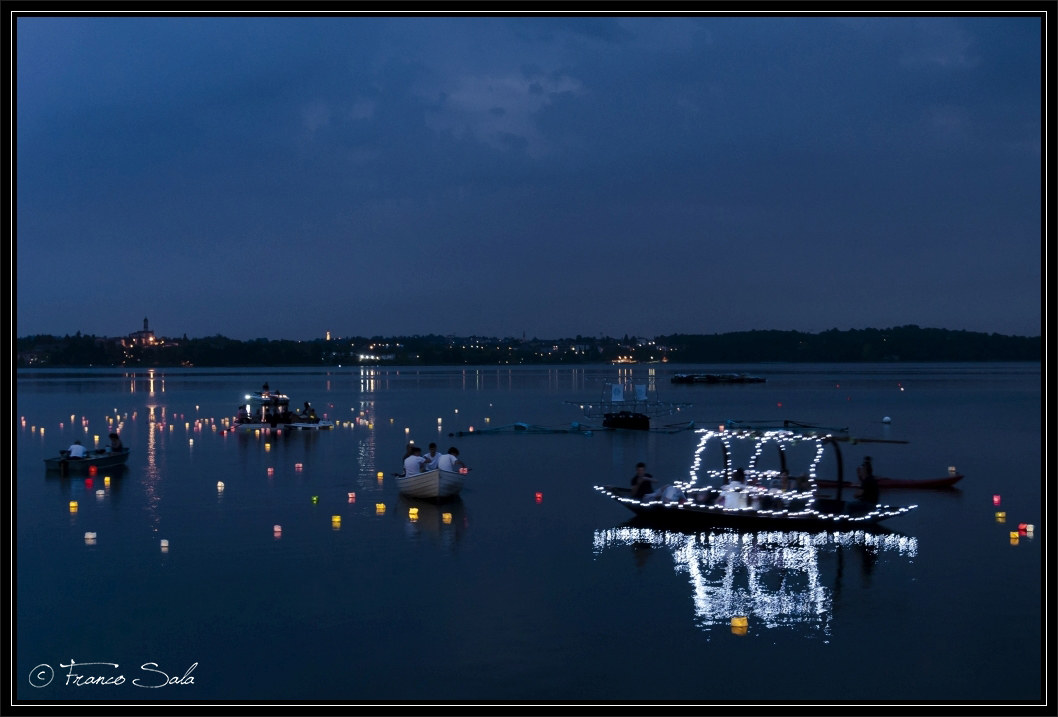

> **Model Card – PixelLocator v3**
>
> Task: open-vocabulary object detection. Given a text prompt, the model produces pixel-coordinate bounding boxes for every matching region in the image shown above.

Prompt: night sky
[14,14,1044,341]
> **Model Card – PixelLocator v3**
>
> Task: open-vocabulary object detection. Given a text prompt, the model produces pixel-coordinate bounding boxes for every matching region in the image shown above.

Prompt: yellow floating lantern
[69,501,78,512]
[331,515,341,529]
[104,476,111,486]
[995,511,1007,523]
[731,616,748,635]
[1009,531,1020,540]
[442,512,452,525]
[376,503,386,515]
[409,507,419,520]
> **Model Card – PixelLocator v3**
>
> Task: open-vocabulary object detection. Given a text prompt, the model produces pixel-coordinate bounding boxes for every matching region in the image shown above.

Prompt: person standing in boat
[438,447,467,473]
[404,445,428,477]
[856,456,880,504]
[422,443,441,471]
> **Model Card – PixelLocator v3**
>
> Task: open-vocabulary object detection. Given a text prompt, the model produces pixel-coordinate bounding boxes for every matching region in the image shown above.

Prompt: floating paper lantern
[408,507,419,521]
[69,501,78,512]
[535,492,543,504]
[217,481,225,491]
[104,476,111,486]
[160,539,169,549]
[348,492,356,503]
[948,465,957,475]
[442,512,452,524]
[376,503,386,515]
[331,515,341,527]
[377,471,384,479]
[993,495,1001,506]
[312,495,318,504]
[731,616,748,636]
[96,489,105,499]
[295,463,303,471]
[273,525,282,536]
[267,467,274,476]
[85,477,94,488]
[84,532,96,544]
[88,465,98,476]
[882,416,891,424]
[995,511,1006,523]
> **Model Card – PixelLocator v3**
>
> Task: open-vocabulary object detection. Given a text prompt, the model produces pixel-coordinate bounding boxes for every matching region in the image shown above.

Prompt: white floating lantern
[217,481,225,491]
[882,416,891,424]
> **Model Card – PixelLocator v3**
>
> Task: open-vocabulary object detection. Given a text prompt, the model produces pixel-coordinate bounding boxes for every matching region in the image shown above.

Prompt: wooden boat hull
[603,411,650,430]
[595,486,916,528]
[397,469,465,500]
[815,474,964,489]
[44,448,131,472]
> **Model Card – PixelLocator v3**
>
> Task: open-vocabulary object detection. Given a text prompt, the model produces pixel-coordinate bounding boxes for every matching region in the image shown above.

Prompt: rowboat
[396,468,466,500]
[284,420,335,431]
[44,447,131,473]
[815,473,964,490]
[595,427,917,528]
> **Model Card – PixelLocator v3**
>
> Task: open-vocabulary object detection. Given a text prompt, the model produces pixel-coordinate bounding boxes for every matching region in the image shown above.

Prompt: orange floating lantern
[88,465,98,476]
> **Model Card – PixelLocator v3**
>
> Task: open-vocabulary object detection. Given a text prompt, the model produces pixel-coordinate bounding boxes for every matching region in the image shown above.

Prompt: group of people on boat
[63,433,123,459]
[627,455,881,509]
[235,400,319,427]
[401,442,468,477]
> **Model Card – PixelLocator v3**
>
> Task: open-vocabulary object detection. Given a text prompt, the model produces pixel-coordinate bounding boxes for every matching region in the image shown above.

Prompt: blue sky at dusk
[14,14,1044,341]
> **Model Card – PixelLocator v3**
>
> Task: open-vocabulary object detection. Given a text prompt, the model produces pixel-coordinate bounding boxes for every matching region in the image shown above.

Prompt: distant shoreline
[16,325,1042,368]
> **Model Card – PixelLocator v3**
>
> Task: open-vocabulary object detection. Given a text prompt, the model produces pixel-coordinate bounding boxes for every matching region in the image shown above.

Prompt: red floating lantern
[88,465,98,476]
[993,495,1001,506]
[535,492,543,504]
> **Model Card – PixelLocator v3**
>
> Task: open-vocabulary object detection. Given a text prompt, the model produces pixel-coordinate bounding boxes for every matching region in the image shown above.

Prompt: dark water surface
[14,363,1044,704]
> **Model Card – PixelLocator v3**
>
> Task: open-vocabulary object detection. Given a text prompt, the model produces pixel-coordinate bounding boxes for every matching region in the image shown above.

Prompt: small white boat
[396,468,466,500]
[285,420,335,431]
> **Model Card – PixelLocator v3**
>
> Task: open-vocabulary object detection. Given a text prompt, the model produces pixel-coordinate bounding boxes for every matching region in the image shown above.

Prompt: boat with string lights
[595,426,918,528]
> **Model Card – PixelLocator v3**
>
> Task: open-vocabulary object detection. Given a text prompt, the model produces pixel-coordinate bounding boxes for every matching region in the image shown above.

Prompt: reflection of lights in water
[593,527,918,634]
[143,406,163,532]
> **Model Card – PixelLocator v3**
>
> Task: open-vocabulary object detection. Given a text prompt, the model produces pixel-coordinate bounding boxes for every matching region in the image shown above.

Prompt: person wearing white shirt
[67,441,86,459]
[437,447,467,473]
[422,443,441,471]
[403,446,427,477]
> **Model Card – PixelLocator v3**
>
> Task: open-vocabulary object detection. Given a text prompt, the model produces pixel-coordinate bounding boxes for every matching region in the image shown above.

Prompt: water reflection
[593,523,918,636]
[397,495,468,552]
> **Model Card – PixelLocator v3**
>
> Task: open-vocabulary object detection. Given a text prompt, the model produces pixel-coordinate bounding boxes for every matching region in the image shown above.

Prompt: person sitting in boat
[437,447,467,473]
[422,443,441,471]
[299,401,318,423]
[403,445,428,477]
[237,405,249,424]
[108,432,124,452]
[67,440,86,459]
[630,462,657,500]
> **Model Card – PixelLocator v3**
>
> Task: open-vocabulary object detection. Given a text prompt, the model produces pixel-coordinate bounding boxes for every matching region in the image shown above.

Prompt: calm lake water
[14,363,1043,705]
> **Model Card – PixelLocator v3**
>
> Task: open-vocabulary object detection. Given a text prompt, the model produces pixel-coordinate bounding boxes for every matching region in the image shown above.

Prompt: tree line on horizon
[15,325,1041,368]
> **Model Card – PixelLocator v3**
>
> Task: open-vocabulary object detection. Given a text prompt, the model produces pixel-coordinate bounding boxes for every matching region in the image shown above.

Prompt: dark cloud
[14,14,1043,340]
